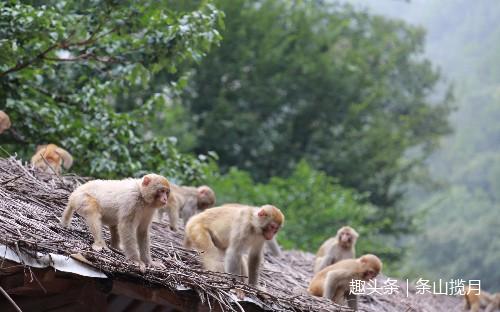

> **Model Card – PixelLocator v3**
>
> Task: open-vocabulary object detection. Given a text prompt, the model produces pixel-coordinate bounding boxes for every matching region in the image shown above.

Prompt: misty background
[347,0,500,290]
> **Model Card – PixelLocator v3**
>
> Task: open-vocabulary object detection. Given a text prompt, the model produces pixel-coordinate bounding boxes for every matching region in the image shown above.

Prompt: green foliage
[206,161,400,261]
[186,0,452,217]
[409,186,500,290]
[0,0,223,181]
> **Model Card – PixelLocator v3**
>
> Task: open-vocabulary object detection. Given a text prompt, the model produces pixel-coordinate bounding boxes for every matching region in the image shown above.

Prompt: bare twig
[0,25,119,77]
[0,286,22,312]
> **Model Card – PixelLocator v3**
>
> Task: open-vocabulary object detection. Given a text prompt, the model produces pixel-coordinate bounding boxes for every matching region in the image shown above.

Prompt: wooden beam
[112,280,201,311]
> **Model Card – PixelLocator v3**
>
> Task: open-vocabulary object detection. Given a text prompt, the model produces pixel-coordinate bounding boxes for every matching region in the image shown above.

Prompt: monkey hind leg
[186,224,223,271]
[109,225,121,250]
[78,195,107,251]
[200,242,224,272]
[86,215,107,251]
[61,195,78,227]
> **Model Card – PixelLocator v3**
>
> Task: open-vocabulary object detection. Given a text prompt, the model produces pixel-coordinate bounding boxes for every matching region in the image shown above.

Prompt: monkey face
[340,231,352,242]
[257,205,284,240]
[141,174,170,206]
[197,186,216,210]
[156,188,169,205]
[263,221,280,240]
[362,269,378,281]
[337,226,358,248]
[339,231,353,247]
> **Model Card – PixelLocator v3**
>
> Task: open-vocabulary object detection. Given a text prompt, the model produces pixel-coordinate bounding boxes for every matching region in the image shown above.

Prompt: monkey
[314,226,359,273]
[465,287,497,312]
[314,226,359,309]
[0,110,11,134]
[308,254,382,308]
[184,204,284,289]
[165,191,281,256]
[31,143,73,175]
[485,293,500,312]
[156,184,216,230]
[61,174,170,272]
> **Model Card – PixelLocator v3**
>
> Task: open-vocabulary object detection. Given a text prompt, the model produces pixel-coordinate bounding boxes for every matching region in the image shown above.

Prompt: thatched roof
[0,157,462,312]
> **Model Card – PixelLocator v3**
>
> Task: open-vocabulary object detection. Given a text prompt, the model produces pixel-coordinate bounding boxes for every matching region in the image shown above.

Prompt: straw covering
[0,157,462,311]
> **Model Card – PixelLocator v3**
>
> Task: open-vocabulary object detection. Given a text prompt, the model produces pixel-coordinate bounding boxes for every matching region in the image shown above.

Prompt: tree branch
[0,26,119,77]
[43,52,122,64]
[0,43,60,78]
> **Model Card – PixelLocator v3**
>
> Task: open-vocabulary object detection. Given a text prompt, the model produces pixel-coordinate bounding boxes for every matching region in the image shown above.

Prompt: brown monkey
[308,254,382,307]
[185,204,284,288]
[485,293,500,312]
[314,226,359,273]
[61,174,170,272]
[0,110,11,134]
[314,226,359,309]
[31,143,73,175]
[157,184,216,230]
[465,287,496,312]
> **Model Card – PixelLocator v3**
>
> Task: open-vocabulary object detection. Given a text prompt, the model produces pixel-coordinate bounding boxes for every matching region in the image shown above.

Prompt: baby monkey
[61,174,170,272]
[314,226,359,273]
[31,143,73,175]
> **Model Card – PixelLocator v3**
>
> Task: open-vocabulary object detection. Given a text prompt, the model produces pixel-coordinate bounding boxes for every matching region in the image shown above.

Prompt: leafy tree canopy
[185,0,453,216]
[0,0,223,181]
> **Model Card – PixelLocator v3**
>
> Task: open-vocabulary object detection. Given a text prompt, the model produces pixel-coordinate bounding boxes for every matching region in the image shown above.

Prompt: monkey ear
[142,176,151,186]
[257,209,267,217]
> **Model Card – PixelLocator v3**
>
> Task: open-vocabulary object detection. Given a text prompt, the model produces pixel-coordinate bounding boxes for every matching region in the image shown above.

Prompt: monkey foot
[169,225,178,232]
[91,243,108,251]
[233,289,246,300]
[59,221,71,229]
[149,260,166,269]
[110,244,121,251]
[133,261,147,273]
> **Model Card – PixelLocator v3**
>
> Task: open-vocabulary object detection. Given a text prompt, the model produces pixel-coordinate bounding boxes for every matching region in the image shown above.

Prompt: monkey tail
[61,194,77,227]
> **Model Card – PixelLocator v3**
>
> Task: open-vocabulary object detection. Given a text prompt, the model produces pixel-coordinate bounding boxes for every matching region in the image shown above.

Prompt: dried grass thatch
[0,156,462,311]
